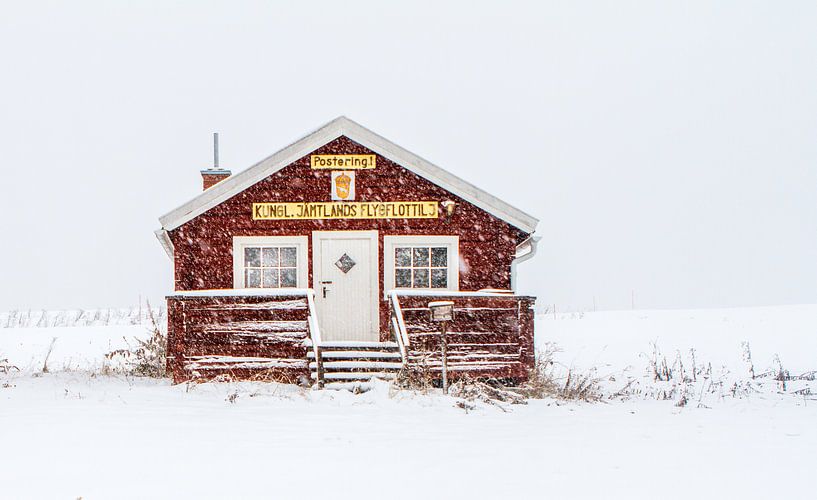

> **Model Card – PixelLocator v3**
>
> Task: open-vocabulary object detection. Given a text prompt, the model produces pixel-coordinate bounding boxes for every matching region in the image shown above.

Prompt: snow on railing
[390,289,516,298]
[391,316,407,364]
[388,291,410,365]
[169,288,312,297]
[305,289,325,387]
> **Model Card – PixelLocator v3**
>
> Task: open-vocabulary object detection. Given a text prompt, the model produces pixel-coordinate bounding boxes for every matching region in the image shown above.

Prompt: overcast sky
[1,1,815,312]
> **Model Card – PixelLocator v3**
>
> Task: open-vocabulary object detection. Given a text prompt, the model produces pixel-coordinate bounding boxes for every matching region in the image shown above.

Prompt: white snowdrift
[1,304,816,499]
[538,304,817,375]
[1,373,815,500]
[0,325,150,373]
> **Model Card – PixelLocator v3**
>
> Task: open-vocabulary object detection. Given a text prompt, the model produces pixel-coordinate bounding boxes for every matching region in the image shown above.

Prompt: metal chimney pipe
[213,132,219,169]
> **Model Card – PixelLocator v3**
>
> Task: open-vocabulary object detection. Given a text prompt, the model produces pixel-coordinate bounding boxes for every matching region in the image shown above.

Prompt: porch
[166,289,535,386]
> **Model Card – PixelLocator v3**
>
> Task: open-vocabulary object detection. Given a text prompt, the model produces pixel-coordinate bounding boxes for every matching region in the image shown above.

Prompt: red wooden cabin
[156,117,539,387]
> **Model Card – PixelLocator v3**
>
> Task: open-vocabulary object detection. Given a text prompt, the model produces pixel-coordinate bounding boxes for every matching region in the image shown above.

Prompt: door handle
[323,286,329,298]
[320,281,333,299]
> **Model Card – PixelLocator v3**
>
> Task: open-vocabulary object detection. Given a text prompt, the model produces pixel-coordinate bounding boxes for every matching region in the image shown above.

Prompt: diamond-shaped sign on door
[335,253,356,274]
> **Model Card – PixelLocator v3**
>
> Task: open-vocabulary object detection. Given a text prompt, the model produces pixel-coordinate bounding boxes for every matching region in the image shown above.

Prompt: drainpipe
[510,235,540,293]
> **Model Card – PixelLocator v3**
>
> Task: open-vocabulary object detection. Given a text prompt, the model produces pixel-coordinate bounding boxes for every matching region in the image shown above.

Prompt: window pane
[263,269,279,288]
[280,247,297,267]
[431,269,447,288]
[412,247,429,267]
[431,247,447,267]
[395,269,412,288]
[280,268,297,287]
[395,247,412,267]
[245,247,261,268]
[413,269,430,288]
[246,268,262,288]
[262,247,279,267]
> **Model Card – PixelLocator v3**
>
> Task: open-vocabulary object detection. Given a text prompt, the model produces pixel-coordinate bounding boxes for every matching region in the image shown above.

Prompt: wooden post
[175,299,189,383]
[440,321,448,394]
[428,300,454,395]
[166,299,177,381]
[315,346,325,389]
[518,297,536,372]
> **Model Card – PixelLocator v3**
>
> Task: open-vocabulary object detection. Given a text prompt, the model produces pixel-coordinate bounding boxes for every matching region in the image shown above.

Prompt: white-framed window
[232,236,308,289]
[383,235,459,293]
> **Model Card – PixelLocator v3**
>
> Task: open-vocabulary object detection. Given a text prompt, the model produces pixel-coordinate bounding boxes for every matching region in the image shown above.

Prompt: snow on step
[308,361,403,370]
[318,341,398,349]
[307,350,402,359]
[320,381,375,391]
[310,371,397,380]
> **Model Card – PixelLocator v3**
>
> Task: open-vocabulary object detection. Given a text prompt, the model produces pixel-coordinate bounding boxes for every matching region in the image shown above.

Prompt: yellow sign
[310,154,376,170]
[253,201,438,220]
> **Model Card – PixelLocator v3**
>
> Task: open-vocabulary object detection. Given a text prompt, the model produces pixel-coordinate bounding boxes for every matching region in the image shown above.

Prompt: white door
[312,231,379,342]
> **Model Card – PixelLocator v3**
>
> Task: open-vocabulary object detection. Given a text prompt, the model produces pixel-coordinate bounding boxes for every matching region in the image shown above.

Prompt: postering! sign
[310,154,376,170]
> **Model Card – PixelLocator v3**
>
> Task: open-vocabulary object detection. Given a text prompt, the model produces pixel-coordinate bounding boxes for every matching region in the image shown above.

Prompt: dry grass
[517,346,602,402]
[41,338,56,373]
[557,367,603,401]
[390,345,602,405]
[450,379,528,411]
[105,303,167,378]
[1,356,20,374]
[391,357,435,393]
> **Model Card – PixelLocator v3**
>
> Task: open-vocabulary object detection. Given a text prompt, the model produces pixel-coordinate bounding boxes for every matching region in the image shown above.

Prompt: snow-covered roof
[157,116,539,237]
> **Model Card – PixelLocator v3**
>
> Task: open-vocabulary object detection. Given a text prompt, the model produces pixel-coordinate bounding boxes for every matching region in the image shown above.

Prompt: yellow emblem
[331,170,355,201]
[334,172,352,199]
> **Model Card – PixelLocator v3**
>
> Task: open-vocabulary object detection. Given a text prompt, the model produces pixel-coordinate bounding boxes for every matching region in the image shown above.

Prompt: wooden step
[307,350,402,360]
[320,381,375,391]
[309,361,403,370]
[317,341,399,350]
[310,371,397,380]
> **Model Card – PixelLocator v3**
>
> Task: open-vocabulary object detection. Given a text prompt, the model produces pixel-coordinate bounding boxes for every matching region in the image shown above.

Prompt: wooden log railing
[165,289,533,384]
[166,289,315,384]
[305,289,324,388]
[388,291,410,366]
[388,290,536,382]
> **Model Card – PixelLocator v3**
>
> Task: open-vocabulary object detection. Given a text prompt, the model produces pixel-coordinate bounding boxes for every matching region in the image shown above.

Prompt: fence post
[315,346,325,389]
[440,321,448,394]
[428,301,455,395]
[519,297,536,372]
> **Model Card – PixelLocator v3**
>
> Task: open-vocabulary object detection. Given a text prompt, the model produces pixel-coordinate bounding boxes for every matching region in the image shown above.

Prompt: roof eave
[154,228,174,259]
[157,116,539,234]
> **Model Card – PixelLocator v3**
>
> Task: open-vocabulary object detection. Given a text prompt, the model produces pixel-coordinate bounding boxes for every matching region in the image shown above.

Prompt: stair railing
[306,289,324,388]
[388,291,410,366]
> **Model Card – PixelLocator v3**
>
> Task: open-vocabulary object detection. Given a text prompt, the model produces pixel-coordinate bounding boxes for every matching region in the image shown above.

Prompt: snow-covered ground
[0,306,163,372]
[1,305,815,499]
[0,325,146,373]
[539,304,817,374]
